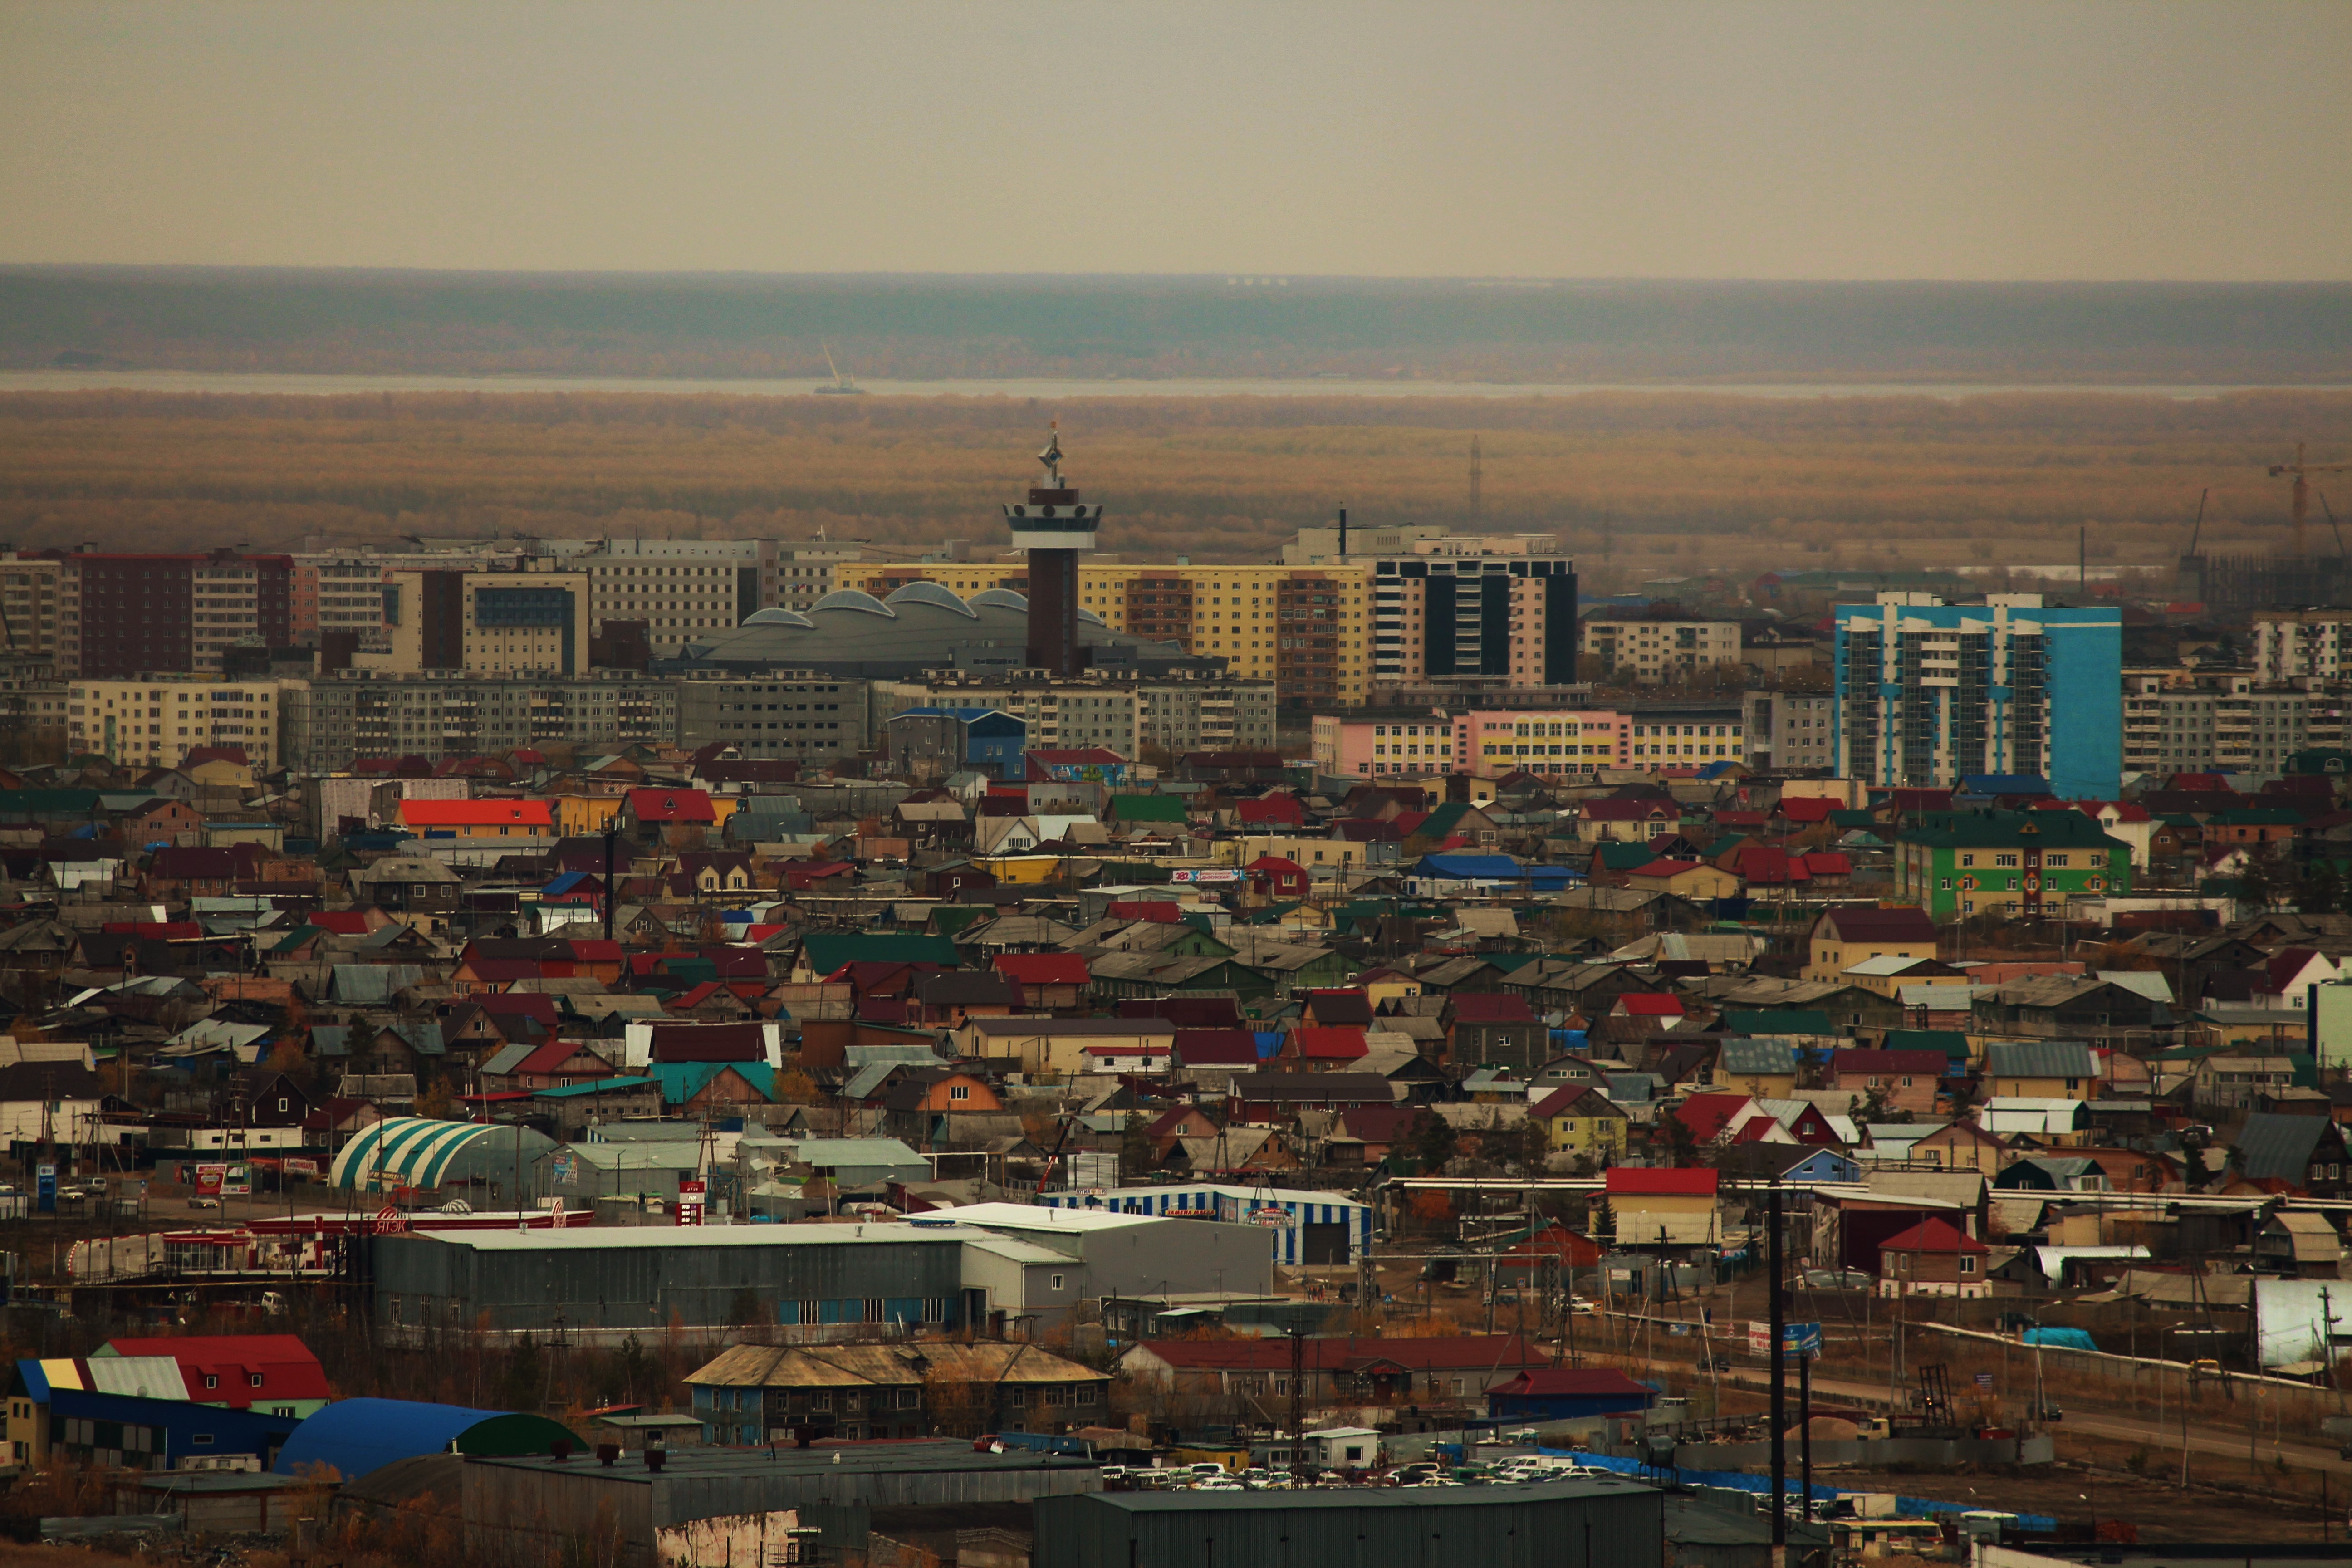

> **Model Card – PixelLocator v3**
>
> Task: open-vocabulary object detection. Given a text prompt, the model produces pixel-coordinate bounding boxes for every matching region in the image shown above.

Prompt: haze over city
[5,0,2349,281]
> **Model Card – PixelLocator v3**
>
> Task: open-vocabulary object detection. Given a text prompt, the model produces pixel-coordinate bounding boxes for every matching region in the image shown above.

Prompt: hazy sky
[5,0,2348,281]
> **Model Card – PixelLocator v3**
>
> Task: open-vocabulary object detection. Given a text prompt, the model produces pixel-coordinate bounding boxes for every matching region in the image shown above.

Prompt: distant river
[1,369,2344,401]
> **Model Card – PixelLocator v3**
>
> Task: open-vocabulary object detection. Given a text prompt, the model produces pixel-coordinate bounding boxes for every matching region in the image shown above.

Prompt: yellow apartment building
[834,560,1374,706]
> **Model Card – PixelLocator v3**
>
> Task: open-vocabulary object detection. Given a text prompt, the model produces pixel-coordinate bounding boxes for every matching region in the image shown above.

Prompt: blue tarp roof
[1410,854,1578,887]
[1411,853,1521,877]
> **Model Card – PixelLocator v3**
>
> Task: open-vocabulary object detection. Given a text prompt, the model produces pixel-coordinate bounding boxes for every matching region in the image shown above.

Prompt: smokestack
[1004,422,1102,677]
[1338,508,1348,561]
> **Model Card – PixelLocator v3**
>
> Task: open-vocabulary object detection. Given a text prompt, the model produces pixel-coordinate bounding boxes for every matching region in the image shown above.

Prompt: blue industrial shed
[271,1398,582,1481]
[1485,1368,1658,1422]
[12,1361,303,1471]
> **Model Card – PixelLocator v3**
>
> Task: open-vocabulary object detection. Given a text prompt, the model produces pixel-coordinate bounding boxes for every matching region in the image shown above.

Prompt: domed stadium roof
[810,589,897,618]
[883,581,979,619]
[1076,607,1106,627]
[328,1117,556,1191]
[658,578,1218,681]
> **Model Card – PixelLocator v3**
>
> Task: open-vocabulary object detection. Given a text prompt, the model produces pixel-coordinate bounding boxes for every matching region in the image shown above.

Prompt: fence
[1541,1446,2058,1533]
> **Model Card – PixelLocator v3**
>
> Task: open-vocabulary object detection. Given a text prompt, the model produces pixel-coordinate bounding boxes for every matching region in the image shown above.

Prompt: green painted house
[1893,808,2131,921]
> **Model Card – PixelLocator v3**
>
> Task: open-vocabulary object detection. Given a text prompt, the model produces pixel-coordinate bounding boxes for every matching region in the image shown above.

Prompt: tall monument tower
[1004,422,1102,676]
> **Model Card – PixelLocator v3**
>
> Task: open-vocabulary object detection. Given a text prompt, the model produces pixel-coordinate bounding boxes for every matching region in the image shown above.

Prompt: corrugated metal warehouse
[460,1439,1098,1568]
[1034,1479,1665,1568]
[373,1225,975,1343]
[940,1204,1277,1298]
[373,1214,1273,1344]
[1038,1184,1372,1265]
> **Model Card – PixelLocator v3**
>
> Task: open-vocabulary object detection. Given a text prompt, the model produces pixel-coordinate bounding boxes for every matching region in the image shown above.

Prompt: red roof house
[625,788,720,825]
[1670,1092,1755,1145]
[994,952,1091,985]
[1605,1167,1720,1197]
[1289,1026,1369,1065]
[98,1334,329,1412]
[1245,855,1311,900]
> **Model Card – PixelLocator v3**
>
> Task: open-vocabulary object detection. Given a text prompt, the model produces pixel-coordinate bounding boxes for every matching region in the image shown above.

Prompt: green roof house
[1893,809,2130,921]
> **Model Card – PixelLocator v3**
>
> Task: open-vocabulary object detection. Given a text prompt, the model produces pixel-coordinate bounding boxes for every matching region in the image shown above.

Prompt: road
[1708,1363,2352,1478]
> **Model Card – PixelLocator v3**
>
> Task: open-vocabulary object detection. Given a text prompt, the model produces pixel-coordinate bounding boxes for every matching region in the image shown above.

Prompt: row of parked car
[1100,1456,1617,1492]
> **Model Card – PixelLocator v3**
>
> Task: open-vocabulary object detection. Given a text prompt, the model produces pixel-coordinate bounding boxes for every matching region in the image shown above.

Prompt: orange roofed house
[396,798,555,840]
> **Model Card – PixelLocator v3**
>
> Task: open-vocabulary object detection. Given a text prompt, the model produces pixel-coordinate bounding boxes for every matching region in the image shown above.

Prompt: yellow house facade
[1532,1086,1629,1160]
[1803,907,1939,983]
[555,794,625,837]
[1218,834,1369,874]
[954,1017,1176,1077]
[1627,862,1740,901]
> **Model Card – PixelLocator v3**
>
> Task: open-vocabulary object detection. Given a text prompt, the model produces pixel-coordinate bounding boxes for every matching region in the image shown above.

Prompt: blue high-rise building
[1832,594,2122,799]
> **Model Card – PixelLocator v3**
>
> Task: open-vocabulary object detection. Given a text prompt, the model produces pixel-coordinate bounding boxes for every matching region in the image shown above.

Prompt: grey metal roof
[480,1043,534,1078]
[840,1063,900,1102]
[1717,1038,1799,1078]
[794,1137,926,1169]
[1982,1040,2098,1080]
[2235,1112,2334,1181]
[327,964,425,1004]
[383,1020,446,1057]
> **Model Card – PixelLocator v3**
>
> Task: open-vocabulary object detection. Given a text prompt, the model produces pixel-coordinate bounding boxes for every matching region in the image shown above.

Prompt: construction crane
[2269,443,2352,556]
[815,343,866,396]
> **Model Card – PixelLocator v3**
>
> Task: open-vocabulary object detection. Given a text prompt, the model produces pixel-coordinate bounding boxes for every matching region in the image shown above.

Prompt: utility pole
[602,823,617,942]
[1769,1182,1786,1552]
[1288,1328,1307,1487]
[1799,1347,1813,1523]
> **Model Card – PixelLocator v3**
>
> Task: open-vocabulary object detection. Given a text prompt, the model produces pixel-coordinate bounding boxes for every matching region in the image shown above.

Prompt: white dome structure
[883,581,980,619]
[809,588,897,618]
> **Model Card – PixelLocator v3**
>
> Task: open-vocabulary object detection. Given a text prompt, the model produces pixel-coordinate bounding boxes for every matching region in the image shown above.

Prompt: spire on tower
[1038,421,1064,489]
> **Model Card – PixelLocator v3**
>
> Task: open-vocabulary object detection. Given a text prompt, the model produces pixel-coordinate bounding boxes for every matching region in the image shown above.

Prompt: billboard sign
[1747,1321,1823,1358]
